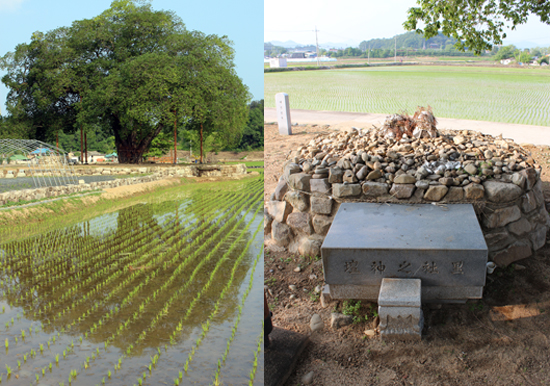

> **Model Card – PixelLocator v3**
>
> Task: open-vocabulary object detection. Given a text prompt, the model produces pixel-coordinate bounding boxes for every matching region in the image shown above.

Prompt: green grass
[222,161,264,167]
[265,65,550,126]
[0,190,101,210]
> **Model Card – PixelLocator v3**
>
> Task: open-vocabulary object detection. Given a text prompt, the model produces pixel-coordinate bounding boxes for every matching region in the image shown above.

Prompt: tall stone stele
[275,92,292,135]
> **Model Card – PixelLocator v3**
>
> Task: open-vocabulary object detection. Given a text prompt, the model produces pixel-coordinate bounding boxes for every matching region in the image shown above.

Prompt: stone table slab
[322,203,488,288]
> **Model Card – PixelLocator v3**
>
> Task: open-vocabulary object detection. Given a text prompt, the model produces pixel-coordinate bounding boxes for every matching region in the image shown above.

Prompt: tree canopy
[493,44,518,60]
[238,100,263,151]
[1,0,250,163]
[404,0,550,54]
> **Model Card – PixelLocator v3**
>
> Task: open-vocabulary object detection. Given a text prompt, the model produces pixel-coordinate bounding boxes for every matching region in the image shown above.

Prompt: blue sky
[0,0,263,116]
[265,0,550,49]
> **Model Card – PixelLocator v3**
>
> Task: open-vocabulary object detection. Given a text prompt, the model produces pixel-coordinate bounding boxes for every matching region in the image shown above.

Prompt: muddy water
[0,184,263,385]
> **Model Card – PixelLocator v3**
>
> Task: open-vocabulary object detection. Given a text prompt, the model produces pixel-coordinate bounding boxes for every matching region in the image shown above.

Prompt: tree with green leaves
[238,100,264,151]
[183,58,249,163]
[144,132,173,158]
[493,45,517,60]
[1,29,77,140]
[404,0,550,54]
[1,0,249,163]
[515,49,533,64]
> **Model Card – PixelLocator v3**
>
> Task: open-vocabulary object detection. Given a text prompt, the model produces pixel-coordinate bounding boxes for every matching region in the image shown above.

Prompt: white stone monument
[269,58,287,68]
[275,93,292,135]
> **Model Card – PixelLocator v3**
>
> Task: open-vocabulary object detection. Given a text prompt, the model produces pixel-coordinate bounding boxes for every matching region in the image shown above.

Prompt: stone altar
[321,202,488,302]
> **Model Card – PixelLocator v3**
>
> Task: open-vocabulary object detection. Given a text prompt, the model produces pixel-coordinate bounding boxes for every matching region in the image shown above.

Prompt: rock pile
[290,125,539,197]
[265,112,550,267]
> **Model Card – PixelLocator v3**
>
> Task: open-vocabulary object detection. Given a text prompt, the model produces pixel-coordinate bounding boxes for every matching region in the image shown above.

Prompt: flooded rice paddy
[0,177,264,385]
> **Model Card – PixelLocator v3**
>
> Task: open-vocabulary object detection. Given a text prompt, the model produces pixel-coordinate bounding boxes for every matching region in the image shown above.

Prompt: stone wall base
[327,284,483,303]
[0,164,246,206]
[266,167,550,268]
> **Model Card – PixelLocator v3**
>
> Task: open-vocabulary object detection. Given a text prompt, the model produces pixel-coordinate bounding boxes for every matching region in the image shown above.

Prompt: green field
[264,65,550,126]
[0,176,264,386]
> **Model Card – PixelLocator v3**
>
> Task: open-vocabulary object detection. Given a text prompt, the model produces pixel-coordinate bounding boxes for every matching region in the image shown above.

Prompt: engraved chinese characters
[344,260,360,275]
[343,259,467,277]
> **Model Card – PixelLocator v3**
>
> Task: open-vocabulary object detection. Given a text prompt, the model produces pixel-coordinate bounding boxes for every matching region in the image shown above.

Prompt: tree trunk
[200,123,203,164]
[84,132,88,164]
[80,126,83,164]
[112,116,164,164]
[173,111,177,165]
[116,140,149,164]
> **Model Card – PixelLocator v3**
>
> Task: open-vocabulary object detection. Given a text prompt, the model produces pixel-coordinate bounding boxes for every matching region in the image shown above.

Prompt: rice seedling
[0,176,264,385]
[265,66,550,126]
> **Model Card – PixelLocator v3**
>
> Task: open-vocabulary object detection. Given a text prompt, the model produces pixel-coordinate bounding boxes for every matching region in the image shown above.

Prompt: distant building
[289,52,306,59]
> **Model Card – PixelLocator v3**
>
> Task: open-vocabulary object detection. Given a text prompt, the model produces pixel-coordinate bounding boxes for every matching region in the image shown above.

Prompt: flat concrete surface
[265,327,310,386]
[264,108,550,146]
[323,203,486,251]
[379,278,421,307]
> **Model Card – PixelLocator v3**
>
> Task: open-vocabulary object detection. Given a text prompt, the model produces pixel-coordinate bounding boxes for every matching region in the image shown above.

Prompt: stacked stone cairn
[265,108,550,267]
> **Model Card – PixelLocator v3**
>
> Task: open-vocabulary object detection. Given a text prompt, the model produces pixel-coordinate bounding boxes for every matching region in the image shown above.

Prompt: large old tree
[0,0,249,163]
[404,0,550,54]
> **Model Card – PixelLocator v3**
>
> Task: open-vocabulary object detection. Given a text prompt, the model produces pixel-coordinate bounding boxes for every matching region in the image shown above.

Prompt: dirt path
[265,108,550,146]
[101,177,183,200]
[264,122,550,386]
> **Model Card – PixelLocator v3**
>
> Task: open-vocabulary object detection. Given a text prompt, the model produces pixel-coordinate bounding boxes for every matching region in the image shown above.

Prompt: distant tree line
[237,100,263,151]
[322,47,478,58]
[493,45,550,64]
[359,32,457,51]
[264,43,288,57]
[0,100,264,155]
[265,32,484,59]
[265,30,550,64]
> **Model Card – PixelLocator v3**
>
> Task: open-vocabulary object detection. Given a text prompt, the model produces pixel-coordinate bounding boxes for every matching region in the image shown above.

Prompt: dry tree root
[380,106,438,140]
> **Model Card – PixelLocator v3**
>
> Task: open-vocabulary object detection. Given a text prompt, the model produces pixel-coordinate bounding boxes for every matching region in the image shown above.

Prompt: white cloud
[0,0,25,12]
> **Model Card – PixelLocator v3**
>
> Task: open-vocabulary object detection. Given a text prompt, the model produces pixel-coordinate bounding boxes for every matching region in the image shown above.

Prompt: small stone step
[378,278,423,341]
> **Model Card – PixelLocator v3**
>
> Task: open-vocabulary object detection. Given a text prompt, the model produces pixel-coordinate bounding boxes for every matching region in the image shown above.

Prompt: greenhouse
[0,139,78,188]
